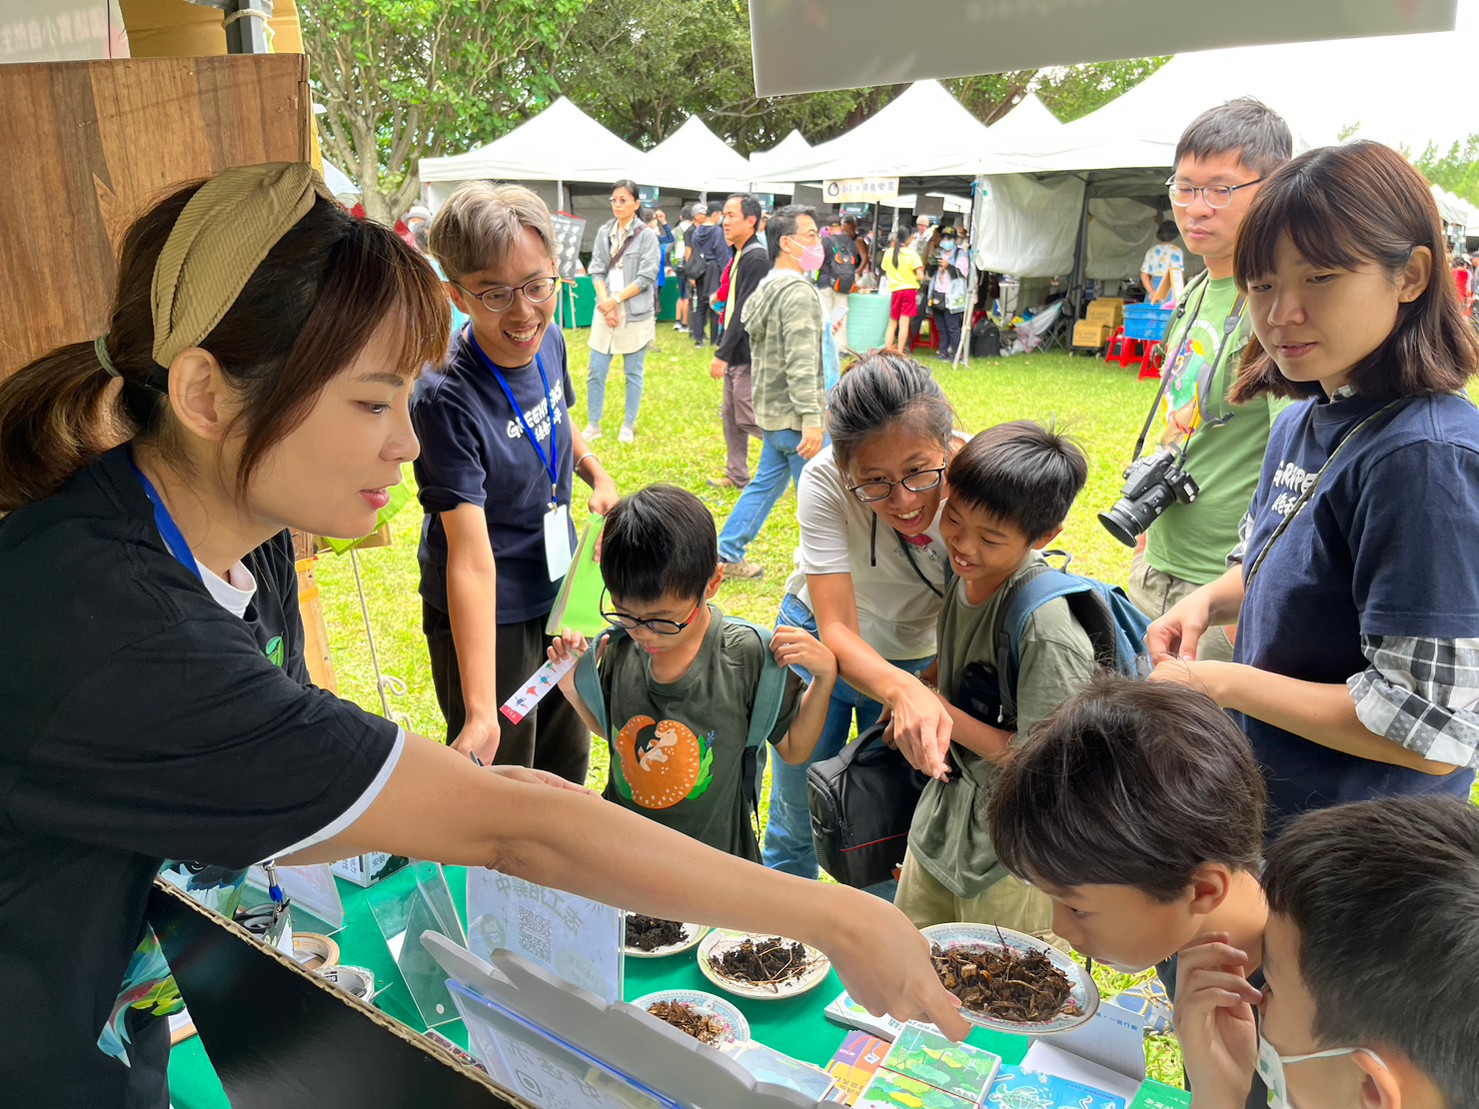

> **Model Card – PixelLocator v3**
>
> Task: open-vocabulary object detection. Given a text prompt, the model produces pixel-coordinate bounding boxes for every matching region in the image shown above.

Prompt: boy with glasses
[547,484,837,859]
[1126,98,1293,661]
[412,182,617,780]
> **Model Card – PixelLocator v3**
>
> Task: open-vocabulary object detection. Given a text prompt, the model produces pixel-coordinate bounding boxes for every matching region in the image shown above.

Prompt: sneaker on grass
[720,559,764,581]
[706,475,742,490]
[582,425,602,441]
[618,426,635,444]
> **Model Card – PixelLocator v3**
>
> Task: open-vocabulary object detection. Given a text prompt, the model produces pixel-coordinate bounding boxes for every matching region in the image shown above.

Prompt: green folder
[544,514,608,638]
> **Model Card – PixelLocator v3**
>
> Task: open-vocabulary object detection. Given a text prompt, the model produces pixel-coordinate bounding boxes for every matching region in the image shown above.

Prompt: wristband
[574,451,596,476]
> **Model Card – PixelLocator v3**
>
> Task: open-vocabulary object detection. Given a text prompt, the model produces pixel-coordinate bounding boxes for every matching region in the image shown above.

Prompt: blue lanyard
[464,326,561,506]
[129,453,202,580]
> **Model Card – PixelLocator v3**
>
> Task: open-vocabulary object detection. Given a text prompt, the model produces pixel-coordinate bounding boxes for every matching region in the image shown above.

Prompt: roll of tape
[317,964,376,1002]
[291,932,340,972]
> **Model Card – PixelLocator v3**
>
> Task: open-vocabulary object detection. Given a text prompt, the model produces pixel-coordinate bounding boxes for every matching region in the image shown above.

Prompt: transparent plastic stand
[368,861,467,1027]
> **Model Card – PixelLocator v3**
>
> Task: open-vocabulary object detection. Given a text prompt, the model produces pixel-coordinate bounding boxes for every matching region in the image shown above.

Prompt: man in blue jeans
[716,204,828,581]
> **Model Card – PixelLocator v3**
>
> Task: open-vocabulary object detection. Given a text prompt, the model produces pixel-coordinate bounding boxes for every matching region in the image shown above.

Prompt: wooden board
[0,53,310,376]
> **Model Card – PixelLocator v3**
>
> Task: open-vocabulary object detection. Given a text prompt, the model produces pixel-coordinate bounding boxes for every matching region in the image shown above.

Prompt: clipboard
[544,514,608,638]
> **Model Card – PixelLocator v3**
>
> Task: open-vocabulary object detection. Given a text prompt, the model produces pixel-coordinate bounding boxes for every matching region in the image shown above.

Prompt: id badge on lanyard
[466,329,574,580]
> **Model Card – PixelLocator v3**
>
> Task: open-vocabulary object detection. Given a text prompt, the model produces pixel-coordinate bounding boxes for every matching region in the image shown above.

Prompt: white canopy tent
[417,98,647,241]
[759,80,1001,182]
[639,115,755,194]
[749,129,811,198]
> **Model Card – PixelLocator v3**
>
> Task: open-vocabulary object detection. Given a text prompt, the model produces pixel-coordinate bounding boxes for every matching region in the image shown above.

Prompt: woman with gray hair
[585,179,660,443]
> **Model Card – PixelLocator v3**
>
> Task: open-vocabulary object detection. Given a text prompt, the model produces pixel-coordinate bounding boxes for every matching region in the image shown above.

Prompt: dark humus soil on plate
[708,935,817,990]
[625,914,687,951]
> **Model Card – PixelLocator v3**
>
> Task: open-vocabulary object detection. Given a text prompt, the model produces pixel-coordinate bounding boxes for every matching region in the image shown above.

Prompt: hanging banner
[824,177,899,204]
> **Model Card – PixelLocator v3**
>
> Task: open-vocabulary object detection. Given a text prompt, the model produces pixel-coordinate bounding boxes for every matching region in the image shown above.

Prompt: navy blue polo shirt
[1236,391,1479,833]
[411,324,576,625]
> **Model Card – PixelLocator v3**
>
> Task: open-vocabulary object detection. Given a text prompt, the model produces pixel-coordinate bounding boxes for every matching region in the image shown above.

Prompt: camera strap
[1243,398,1410,590]
[1190,290,1247,435]
[1127,273,1209,463]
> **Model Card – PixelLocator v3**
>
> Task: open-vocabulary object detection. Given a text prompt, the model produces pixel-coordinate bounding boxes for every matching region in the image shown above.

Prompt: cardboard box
[1085,298,1125,328]
[330,852,410,888]
[1072,321,1113,348]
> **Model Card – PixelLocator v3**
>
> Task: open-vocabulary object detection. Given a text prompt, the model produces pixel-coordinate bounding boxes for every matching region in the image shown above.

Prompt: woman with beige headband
[0,164,966,1107]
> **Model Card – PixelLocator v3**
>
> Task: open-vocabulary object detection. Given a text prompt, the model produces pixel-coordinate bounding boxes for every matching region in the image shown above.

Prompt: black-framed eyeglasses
[600,592,705,636]
[609,193,637,204]
[455,276,558,313]
[847,467,947,504]
[1166,176,1263,210]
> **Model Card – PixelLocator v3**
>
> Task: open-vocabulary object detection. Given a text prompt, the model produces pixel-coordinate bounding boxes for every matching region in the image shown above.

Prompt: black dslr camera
[1098,447,1200,547]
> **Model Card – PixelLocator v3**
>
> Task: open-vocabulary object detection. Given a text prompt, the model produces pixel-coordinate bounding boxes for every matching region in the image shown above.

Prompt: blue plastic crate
[1123,303,1174,342]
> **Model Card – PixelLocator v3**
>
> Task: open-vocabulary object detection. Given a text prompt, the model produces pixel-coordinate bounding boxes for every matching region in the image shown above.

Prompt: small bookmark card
[500,653,578,724]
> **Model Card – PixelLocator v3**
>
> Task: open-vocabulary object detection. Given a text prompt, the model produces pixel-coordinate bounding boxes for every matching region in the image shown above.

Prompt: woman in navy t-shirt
[1148,141,1479,833]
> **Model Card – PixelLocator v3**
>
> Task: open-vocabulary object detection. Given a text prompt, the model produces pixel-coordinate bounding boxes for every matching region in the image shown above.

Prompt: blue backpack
[966,553,1152,728]
[571,617,789,816]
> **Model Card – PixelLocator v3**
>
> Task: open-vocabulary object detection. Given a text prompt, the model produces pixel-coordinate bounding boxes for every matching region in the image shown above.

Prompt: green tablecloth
[554,276,681,329]
[167,866,1187,1107]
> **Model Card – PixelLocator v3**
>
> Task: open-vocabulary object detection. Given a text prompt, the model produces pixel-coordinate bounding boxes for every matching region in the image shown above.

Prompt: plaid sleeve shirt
[1229,513,1479,768]
[1349,638,1479,769]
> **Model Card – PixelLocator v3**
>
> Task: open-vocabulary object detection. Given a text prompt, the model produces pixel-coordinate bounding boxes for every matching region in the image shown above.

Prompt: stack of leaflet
[850,1023,1002,1108]
[984,1064,1127,1109]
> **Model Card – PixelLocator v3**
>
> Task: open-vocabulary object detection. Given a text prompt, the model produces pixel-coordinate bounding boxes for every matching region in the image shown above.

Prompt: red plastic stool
[908,317,939,354]
[1105,327,1142,367]
[1138,343,1163,380]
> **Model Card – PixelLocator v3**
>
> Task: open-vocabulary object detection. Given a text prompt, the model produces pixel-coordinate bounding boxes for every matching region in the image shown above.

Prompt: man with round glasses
[1125,99,1294,670]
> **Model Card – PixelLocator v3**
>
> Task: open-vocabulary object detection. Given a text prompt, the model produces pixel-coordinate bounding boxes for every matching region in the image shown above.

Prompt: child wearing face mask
[1177,797,1479,1109]
[713,204,831,579]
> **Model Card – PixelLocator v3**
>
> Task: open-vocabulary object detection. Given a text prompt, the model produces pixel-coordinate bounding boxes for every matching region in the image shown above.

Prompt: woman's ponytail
[0,184,195,513]
[0,342,137,512]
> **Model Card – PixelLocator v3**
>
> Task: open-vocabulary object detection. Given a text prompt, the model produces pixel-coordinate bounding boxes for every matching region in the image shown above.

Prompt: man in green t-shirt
[1127,98,1294,661]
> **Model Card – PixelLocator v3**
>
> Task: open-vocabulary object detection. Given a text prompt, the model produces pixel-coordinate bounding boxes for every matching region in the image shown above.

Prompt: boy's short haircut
[989,675,1266,903]
[946,420,1088,541]
[1173,97,1293,179]
[599,484,718,605]
[1262,798,1479,1103]
[428,182,556,282]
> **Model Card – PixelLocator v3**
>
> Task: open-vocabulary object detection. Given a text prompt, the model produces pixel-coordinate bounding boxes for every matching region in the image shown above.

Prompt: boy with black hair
[1177,797,1479,1108]
[987,676,1272,1106]
[894,421,1097,936]
[548,484,837,860]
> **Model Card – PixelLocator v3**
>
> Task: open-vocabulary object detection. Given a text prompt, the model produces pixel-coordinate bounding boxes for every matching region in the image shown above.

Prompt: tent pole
[955,175,985,368]
[1068,176,1090,327]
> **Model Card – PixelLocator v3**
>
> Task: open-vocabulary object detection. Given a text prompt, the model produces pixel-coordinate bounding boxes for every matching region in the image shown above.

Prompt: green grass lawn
[313,330,1182,1080]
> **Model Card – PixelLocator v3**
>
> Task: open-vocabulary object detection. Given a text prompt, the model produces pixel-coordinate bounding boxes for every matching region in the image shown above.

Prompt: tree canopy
[300,0,1167,222]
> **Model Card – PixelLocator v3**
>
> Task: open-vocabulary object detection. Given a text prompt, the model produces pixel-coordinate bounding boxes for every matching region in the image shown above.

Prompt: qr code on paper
[518,906,554,963]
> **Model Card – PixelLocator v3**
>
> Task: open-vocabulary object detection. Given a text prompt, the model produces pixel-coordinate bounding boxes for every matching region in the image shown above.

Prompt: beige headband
[151,162,334,368]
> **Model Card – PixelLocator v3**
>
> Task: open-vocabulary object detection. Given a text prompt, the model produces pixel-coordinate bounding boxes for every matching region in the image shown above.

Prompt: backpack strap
[989,561,1095,725]
[724,616,788,818]
[571,628,619,737]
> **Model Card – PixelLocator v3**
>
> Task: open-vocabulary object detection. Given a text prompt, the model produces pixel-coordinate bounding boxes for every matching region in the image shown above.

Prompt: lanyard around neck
[464,326,561,505]
[129,452,202,580]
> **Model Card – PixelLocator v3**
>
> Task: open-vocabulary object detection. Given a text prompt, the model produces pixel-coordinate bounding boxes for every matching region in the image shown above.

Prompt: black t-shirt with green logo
[0,447,398,1107]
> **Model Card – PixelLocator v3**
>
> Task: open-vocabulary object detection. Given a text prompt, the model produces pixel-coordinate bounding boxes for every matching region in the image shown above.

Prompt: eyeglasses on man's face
[455,276,558,313]
[847,466,947,503]
[600,592,705,636]
[1166,176,1263,210]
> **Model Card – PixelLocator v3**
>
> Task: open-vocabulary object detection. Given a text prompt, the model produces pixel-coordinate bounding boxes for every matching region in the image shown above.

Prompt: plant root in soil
[930,941,1077,1023]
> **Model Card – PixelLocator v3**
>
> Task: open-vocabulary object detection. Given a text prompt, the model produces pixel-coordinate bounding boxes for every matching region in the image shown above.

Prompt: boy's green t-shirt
[596,604,804,862]
[908,553,1099,898]
[1143,275,1292,585]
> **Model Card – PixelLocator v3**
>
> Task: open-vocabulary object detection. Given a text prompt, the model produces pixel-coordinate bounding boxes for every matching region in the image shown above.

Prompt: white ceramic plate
[696,929,831,1001]
[921,922,1100,1035]
[622,914,711,959]
[632,989,750,1045]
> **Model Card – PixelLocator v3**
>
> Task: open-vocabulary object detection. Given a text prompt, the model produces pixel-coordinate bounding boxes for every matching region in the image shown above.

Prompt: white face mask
[1256,1035,1387,1108]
